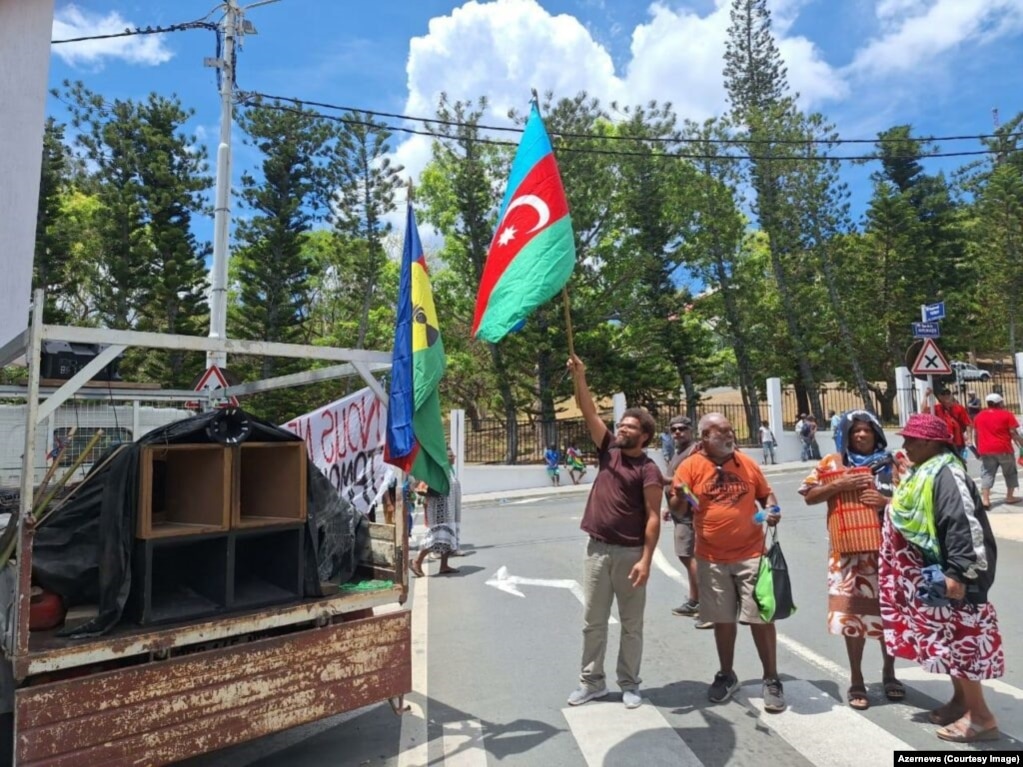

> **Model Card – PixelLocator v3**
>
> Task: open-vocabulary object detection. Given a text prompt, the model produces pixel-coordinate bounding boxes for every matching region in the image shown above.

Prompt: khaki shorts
[673,516,694,558]
[697,557,766,625]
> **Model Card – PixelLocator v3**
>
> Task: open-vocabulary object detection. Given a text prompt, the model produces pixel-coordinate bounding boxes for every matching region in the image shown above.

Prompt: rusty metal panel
[20,586,403,679]
[16,610,411,766]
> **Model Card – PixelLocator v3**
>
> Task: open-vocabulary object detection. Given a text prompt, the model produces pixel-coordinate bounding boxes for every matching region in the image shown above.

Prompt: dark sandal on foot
[847,685,869,710]
[883,678,905,701]
[928,706,966,726]
[437,566,460,575]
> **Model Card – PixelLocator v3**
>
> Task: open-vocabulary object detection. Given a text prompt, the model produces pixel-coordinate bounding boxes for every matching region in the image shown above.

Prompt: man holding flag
[385,196,450,502]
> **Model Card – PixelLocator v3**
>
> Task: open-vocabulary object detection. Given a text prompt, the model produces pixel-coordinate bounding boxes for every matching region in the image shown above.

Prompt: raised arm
[567,354,610,448]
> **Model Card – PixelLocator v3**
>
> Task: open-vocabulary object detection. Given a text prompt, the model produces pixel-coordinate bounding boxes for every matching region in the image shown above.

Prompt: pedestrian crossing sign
[910,338,952,376]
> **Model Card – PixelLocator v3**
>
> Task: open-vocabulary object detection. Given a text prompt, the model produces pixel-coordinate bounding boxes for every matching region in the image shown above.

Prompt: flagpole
[562,286,576,359]
[531,88,577,359]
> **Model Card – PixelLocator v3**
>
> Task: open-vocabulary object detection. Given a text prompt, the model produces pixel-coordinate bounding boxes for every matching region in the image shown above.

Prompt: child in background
[544,443,561,486]
[566,443,586,485]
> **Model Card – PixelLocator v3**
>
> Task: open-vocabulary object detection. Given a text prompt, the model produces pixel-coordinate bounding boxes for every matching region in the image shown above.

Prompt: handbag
[754,528,796,622]
[819,467,882,554]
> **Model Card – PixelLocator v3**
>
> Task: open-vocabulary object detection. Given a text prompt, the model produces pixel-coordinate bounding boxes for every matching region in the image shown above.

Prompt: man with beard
[663,416,711,627]
[673,413,786,712]
[565,355,662,710]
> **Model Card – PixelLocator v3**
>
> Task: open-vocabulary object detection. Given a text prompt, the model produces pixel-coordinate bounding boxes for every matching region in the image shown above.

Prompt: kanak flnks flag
[472,103,575,343]
[384,202,450,494]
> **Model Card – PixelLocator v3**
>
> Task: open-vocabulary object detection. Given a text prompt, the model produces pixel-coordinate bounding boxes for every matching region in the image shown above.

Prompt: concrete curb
[461,462,1023,545]
[462,460,810,506]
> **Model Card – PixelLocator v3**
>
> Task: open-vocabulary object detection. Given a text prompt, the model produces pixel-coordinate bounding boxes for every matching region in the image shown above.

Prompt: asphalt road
[187,466,1023,766]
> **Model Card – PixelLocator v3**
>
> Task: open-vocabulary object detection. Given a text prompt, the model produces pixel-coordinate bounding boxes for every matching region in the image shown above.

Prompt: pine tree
[723,0,825,421]
[232,100,331,418]
[327,112,402,348]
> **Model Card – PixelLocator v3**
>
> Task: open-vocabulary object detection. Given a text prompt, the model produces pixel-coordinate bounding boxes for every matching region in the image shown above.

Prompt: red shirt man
[933,389,972,451]
[972,392,1023,507]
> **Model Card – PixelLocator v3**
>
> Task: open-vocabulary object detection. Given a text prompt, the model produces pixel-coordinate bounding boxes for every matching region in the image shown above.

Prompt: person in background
[806,416,822,460]
[674,413,787,712]
[829,410,842,451]
[566,442,587,485]
[972,392,1023,509]
[797,414,811,461]
[409,447,462,576]
[663,416,710,628]
[799,411,902,711]
[661,429,674,463]
[758,423,777,466]
[544,443,562,487]
[880,414,1003,743]
[966,390,982,421]
[565,354,662,710]
[925,387,972,458]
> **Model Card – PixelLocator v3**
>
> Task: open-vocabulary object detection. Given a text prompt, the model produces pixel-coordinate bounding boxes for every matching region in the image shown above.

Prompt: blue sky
[47,0,1023,233]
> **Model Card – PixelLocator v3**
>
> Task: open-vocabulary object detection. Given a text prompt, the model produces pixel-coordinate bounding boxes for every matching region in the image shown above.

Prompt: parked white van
[0,403,192,487]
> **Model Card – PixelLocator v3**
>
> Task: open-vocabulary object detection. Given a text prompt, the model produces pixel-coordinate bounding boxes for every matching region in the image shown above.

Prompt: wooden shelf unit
[137,444,232,539]
[234,441,308,528]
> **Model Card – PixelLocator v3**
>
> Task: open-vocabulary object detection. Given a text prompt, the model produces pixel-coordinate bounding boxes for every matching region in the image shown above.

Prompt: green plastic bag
[754,528,797,622]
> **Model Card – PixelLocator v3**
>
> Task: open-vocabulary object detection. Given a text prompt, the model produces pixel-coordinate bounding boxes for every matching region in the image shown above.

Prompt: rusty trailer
[0,301,411,766]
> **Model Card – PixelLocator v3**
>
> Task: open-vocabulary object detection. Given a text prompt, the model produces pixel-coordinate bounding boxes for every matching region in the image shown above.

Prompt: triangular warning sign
[185,365,239,409]
[911,339,952,376]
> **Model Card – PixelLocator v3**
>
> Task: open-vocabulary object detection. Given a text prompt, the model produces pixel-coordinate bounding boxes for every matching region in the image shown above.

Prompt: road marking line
[562,701,703,766]
[397,573,429,767]
[740,680,913,767]
[441,719,488,767]
[653,547,687,585]
[485,565,617,624]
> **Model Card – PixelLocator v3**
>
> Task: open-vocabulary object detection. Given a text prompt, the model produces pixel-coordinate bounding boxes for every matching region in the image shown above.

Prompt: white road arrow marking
[485,565,617,624]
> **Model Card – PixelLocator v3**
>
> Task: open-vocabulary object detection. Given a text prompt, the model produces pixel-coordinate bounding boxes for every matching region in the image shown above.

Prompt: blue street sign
[924,302,945,322]
[912,322,941,338]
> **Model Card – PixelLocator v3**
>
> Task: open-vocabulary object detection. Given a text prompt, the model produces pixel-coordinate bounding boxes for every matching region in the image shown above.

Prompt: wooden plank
[367,522,395,541]
[22,588,404,677]
[366,537,397,567]
[17,612,411,766]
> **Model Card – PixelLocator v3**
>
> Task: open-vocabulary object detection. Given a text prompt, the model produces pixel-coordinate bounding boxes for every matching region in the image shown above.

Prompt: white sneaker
[567,685,608,706]
[622,690,643,709]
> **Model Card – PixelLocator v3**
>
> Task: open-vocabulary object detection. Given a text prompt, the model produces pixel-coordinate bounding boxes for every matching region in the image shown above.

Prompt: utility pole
[205,0,239,369]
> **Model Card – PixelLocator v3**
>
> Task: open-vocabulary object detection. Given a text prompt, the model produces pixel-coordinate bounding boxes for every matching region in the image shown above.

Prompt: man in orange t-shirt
[673,413,785,712]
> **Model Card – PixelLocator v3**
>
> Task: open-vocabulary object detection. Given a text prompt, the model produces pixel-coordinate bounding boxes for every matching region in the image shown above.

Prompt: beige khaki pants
[579,538,646,691]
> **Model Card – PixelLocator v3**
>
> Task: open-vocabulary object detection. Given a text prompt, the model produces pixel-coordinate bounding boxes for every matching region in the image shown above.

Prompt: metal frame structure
[1,290,400,678]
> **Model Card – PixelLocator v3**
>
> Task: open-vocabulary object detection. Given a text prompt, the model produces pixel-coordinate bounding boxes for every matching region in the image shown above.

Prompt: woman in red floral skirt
[881,413,1003,743]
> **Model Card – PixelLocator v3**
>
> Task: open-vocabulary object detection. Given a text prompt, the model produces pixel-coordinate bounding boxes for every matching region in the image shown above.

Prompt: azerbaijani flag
[384,202,450,494]
[471,103,575,343]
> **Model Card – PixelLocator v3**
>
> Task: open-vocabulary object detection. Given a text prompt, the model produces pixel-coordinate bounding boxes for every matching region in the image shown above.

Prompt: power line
[238,95,1003,164]
[51,19,217,45]
[246,90,1023,149]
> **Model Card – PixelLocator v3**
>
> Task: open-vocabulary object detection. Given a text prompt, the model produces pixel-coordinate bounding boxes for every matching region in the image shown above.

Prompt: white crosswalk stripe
[562,700,703,767]
[740,680,914,767]
[441,719,488,767]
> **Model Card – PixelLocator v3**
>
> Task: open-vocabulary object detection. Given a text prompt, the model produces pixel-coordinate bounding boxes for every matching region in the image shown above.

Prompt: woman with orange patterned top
[799,410,903,710]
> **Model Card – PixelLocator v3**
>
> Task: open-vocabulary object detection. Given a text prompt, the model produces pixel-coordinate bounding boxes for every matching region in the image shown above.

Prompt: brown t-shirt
[580,432,662,547]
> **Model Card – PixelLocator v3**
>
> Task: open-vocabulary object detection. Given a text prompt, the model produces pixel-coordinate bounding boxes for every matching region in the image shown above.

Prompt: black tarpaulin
[31,408,367,638]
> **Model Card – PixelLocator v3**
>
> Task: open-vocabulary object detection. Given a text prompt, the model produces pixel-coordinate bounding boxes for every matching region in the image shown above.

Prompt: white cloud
[403,0,846,137]
[406,0,622,123]
[848,0,1023,78]
[52,4,174,69]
